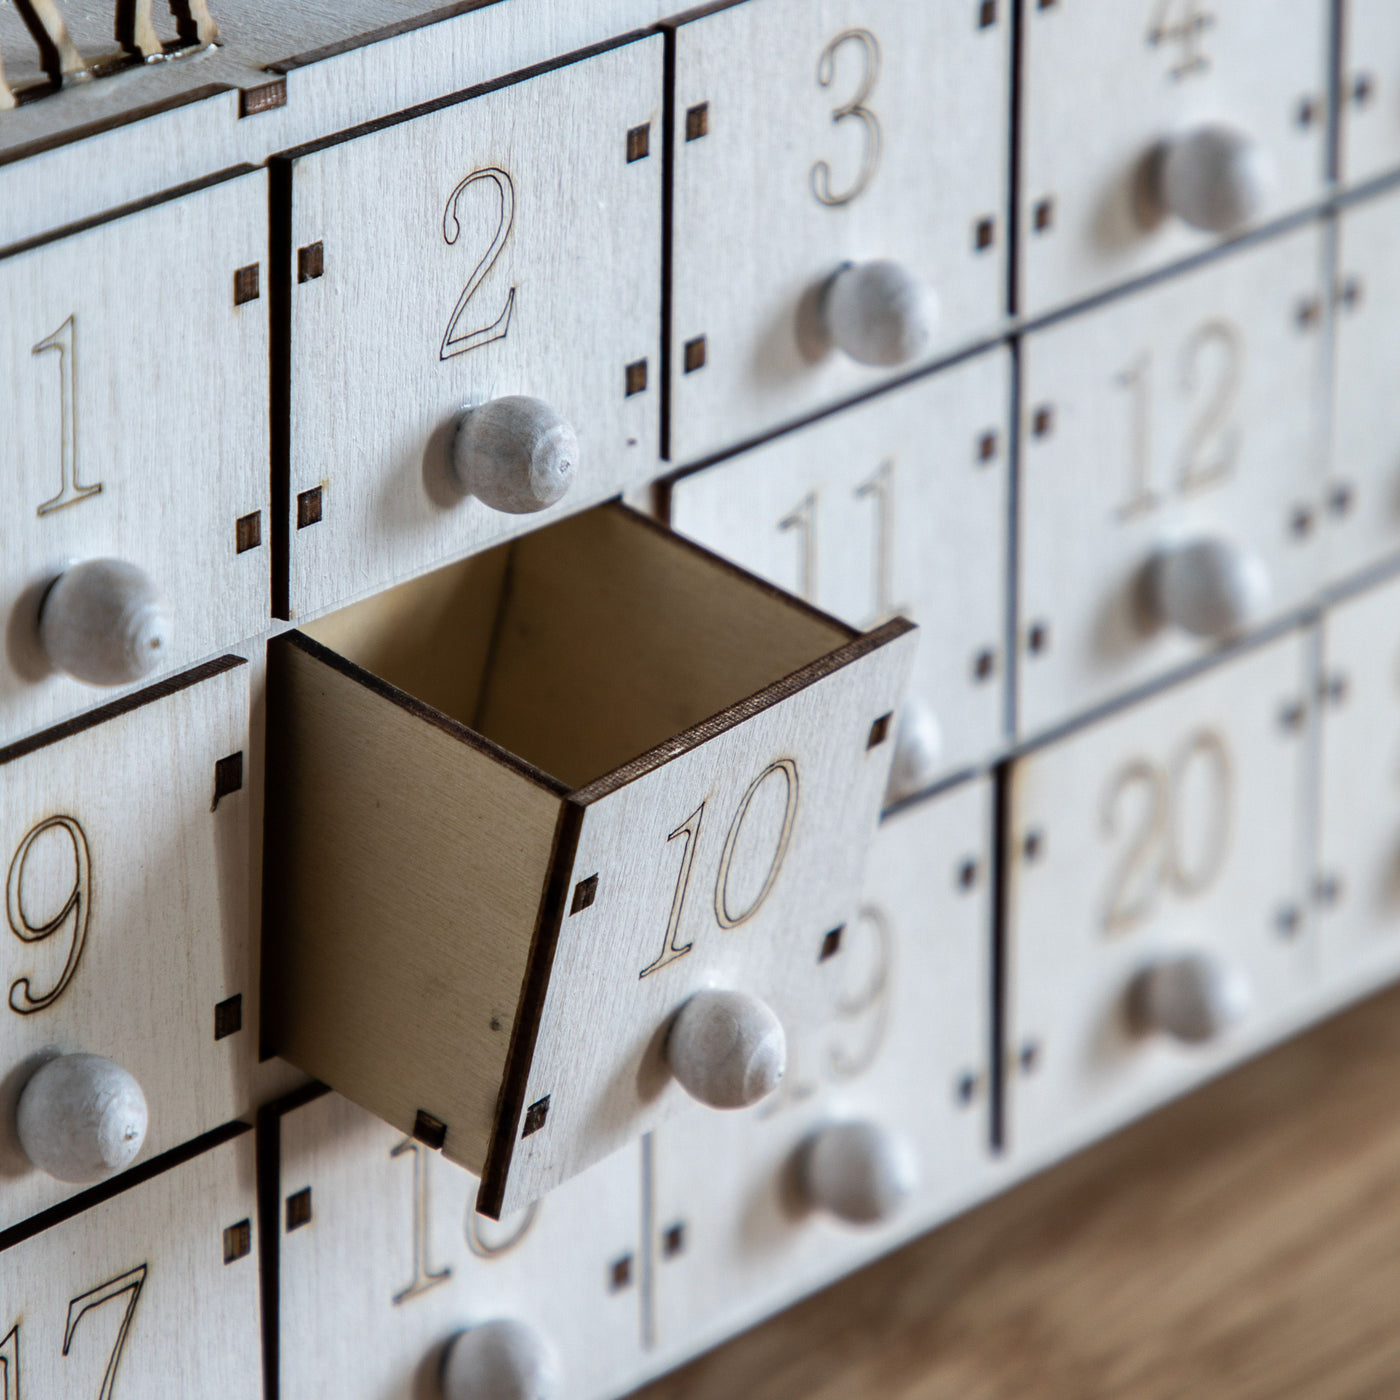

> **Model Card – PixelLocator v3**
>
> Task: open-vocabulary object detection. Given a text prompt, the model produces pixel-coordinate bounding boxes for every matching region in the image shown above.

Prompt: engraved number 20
[640,759,800,978]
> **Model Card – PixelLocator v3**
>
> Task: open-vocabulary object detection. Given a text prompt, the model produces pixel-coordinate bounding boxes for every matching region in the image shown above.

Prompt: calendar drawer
[284,33,662,620]
[1,170,270,744]
[1020,0,1328,316]
[666,0,1007,464]
[1017,223,1326,739]
[1006,633,1311,1163]
[651,777,997,1361]
[668,349,1009,798]
[0,658,253,1232]
[0,1127,259,1399]
[1317,573,1400,990]
[265,504,916,1218]
[277,1090,646,1400]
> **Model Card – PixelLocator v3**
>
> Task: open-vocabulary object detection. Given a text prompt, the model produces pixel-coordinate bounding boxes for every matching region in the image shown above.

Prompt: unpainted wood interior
[303,504,854,788]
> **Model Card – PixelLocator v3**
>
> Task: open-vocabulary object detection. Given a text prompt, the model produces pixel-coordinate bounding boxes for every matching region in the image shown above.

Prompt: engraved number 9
[6,815,91,1014]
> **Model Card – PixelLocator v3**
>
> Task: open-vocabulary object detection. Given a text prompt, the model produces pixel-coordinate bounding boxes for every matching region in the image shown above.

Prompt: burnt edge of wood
[257,1081,329,1400]
[275,27,656,164]
[477,799,585,1220]
[0,654,246,767]
[269,158,293,620]
[276,631,570,797]
[0,160,262,263]
[603,501,860,644]
[0,81,232,171]
[0,1119,249,1257]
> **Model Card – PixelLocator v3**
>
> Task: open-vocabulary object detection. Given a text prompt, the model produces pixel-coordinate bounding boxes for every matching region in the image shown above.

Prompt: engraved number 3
[440,167,517,361]
[810,29,882,208]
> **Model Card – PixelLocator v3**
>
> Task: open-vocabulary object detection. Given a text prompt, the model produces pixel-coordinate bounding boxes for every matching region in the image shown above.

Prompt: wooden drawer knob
[799,1119,919,1225]
[821,260,937,368]
[16,1052,148,1183]
[451,396,579,514]
[38,558,171,686]
[440,1318,561,1400]
[666,989,787,1110]
[884,698,944,806]
[1143,536,1270,640]
[1130,952,1252,1046]
[1153,125,1272,234]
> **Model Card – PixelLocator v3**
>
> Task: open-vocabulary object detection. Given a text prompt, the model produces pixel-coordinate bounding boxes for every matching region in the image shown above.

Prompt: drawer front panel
[1318,573,1400,989]
[1,171,270,743]
[650,777,996,1360]
[0,1130,260,1398]
[1007,633,1311,1163]
[0,659,252,1230]
[1018,223,1326,739]
[286,36,663,619]
[669,348,1010,788]
[278,1091,645,1400]
[1020,0,1328,316]
[668,0,1008,464]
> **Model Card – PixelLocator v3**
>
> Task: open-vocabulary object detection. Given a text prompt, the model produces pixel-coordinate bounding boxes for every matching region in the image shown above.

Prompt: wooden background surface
[630,981,1400,1400]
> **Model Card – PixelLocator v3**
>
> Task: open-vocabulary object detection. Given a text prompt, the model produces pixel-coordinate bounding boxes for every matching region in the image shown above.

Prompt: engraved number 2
[810,29,882,207]
[440,167,517,360]
[7,815,92,1015]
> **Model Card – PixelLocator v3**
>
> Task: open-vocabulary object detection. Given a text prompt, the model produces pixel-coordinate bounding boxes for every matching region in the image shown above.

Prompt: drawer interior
[304,505,854,788]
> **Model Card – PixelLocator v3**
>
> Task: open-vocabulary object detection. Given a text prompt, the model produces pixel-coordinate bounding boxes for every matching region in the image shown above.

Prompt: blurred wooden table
[631,983,1400,1400]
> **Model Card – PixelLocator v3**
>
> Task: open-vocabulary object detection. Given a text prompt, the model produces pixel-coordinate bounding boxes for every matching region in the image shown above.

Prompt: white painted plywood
[1340,0,1400,186]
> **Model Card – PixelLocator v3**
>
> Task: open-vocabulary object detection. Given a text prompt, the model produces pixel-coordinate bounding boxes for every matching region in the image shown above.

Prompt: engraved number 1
[33,314,102,517]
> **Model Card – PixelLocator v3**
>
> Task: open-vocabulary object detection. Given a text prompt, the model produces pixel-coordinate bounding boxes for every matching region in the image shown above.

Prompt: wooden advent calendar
[3,1,1400,1396]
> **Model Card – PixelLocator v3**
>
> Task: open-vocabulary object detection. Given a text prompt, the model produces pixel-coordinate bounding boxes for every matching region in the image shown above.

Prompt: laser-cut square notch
[610,1254,634,1291]
[625,360,648,396]
[412,1109,447,1149]
[627,123,650,162]
[819,925,844,962]
[974,216,995,251]
[214,994,243,1040]
[233,264,260,305]
[223,1219,252,1263]
[685,103,708,141]
[977,430,999,463]
[522,1096,550,1137]
[663,1222,686,1258]
[1033,198,1054,232]
[297,487,323,528]
[235,510,262,553]
[1032,405,1055,438]
[979,0,997,25]
[867,712,892,749]
[285,1188,312,1232]
[298,242,324,282]
[571,874,599,915]
[213,752,244,810]
[683,336,707,373]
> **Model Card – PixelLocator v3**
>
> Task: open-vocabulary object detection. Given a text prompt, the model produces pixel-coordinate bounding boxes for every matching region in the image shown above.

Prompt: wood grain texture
[285,34,663,620]
[668,0,1008,464]
[1006,629,1312,1165]
[627,976,1400,1400]
[0,168,269,746]
[278,1090,652,1400]
[0,658,252,1231]
[1017,222,1326,740]
[1019,0,1329,317]
[668,347,1010,785]
[0,1129,260,1398]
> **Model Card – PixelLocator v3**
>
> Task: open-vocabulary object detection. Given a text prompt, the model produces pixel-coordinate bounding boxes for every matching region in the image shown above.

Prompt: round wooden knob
[666,989,786,1110]
[800,1119,919,1225]
[440,1319,561,1400]
[451,396,578,514]
[884,698,943,806]
[38,558,171,687]
[821,260,937,367]
[1143,537,1270,639]
[1155,125,1272,234]
[1131,953,1252,1045]
[16,1053,148,1183]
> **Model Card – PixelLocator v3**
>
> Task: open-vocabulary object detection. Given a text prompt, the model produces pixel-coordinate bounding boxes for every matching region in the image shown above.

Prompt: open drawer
[264,505,915,1216]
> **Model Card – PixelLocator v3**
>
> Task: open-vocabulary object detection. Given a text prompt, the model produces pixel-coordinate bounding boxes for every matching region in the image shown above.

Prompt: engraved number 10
[639,759,800,979]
